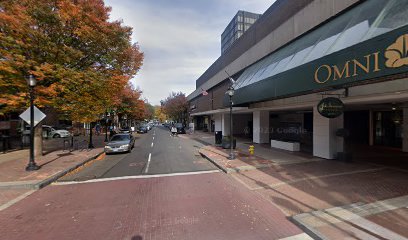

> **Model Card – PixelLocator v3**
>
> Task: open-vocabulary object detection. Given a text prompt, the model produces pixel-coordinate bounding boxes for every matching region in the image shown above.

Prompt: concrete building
[221,10,261,54]
[188,0,408,159]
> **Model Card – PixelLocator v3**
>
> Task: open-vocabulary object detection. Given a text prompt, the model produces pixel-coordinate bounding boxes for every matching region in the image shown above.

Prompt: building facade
[188,0,408,159]
[221,10,261,54]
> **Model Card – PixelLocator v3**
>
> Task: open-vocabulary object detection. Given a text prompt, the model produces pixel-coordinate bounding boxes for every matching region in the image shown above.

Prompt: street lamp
[225,86,235,160]
[25,75,40,171]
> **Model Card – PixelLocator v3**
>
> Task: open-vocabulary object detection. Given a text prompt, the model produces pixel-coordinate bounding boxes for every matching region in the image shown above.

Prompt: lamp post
[25,75,40,171]
[226,86,235,160]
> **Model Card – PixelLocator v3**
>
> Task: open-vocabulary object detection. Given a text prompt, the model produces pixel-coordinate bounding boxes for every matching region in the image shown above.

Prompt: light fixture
[26,74,36,87]
[225,86,234,97]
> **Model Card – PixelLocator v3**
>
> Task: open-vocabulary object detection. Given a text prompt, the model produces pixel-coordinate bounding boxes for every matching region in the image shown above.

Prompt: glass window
[364,0,408,39]
[302,10,352,62]
[327,0,388,54]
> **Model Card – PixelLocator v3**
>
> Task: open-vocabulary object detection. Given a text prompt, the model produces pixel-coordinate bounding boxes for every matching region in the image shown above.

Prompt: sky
[104,0,274,105]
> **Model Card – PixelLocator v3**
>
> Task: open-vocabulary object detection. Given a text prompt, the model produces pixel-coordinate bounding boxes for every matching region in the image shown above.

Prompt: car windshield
[110,135,130,141]
[175,123,183,127]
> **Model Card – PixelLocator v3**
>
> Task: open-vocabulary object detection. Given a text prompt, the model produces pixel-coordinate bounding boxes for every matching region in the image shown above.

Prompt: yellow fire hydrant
[249,145,255,155]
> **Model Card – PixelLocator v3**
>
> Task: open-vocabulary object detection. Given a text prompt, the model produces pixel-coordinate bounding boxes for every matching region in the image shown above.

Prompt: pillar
[222,113,230,136]
[313,106,344,159]
[253,110,269,144]
[214,114,222,132]
[403,105,408,152]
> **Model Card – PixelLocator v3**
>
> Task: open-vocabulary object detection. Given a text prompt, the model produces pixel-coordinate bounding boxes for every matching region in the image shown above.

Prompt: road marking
[144,153,152,173]
[0,190,36,211]
[153,137,154,140]
[52,170,221,185]
[278,233,313,240]
[151,142,154,148]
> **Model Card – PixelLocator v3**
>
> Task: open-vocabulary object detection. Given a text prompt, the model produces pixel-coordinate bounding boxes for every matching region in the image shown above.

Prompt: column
[221,113,230,136]
[313,106,344,159]
[214,114,222,132]
[253,110,269,144]
[403,105,408,152]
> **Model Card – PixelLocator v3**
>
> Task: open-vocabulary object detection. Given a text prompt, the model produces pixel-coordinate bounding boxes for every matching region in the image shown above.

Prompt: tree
[0,0,144,122]
[0,0,144,156]
[114,84,145,123]
[154,105,167,122]
[144,102,154,120]
[161,92,188,123]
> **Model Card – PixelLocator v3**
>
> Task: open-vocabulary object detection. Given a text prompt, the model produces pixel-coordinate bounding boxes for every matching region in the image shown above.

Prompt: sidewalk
[0,137,105,211]
[188,131,408,239]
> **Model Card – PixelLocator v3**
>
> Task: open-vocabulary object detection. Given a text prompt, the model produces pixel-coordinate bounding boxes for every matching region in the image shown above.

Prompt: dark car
[175,123,186,134]
[104,133,135,154]
[119,126,131,133]
[137,125,148,133]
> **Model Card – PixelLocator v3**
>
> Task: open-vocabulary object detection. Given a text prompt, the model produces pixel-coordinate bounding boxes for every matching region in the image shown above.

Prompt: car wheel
[53,134,61,138]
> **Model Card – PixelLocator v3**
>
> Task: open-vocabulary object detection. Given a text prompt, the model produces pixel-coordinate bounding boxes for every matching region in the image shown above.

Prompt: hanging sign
[317,97,344,118]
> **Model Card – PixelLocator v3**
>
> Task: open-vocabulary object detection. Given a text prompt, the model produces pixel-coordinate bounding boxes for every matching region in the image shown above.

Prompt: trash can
[215,131,222,145]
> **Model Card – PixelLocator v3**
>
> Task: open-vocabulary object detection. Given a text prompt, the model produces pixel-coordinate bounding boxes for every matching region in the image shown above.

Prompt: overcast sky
[104,0,274,105]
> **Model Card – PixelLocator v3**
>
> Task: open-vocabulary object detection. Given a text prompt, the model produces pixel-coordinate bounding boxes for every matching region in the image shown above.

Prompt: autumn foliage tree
[114,84,146,122]
[0,0,144,122]
[161,92,188,123]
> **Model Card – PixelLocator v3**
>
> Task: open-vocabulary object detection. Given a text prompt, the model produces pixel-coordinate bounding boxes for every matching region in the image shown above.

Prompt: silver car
[104,134,135,154]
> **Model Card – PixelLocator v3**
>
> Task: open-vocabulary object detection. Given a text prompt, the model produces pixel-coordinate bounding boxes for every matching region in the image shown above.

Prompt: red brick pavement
[0,172,303,240]
[198,143,408,239]
[0,148,104,183]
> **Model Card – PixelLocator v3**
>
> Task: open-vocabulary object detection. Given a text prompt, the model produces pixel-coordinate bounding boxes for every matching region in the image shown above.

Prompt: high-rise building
[221,10,261,54]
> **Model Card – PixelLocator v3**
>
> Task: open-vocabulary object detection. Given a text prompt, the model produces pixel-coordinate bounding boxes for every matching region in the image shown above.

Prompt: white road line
[144,153,152,174]
[153,137,154,140]
[52,170,221,185]
[151,142,154,148]
[0,190,36,211]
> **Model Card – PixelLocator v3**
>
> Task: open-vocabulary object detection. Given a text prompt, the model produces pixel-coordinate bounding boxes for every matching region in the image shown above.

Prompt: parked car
[137,125,148,133]
[24,125,71,138]
[119,126,131,133]
[175,123,186,134]
[104,133,135,154]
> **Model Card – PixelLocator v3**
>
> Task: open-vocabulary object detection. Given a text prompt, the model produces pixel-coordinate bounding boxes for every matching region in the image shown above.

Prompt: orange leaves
[0,0,144,119]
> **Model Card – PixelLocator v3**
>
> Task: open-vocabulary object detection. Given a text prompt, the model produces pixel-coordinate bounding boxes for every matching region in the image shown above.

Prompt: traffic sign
[19,106,46,127]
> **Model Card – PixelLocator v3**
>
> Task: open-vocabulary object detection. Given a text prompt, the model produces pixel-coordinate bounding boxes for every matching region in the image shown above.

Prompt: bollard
[249,145,255,155]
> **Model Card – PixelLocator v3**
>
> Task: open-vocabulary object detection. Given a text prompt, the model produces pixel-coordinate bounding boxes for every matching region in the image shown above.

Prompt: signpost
[20,105,46,171]
[317,97,344,118]
[19,106,46,126]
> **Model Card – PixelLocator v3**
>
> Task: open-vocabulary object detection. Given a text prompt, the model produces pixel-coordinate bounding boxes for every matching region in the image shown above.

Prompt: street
[59,126,218,181]
[0,126,303,240]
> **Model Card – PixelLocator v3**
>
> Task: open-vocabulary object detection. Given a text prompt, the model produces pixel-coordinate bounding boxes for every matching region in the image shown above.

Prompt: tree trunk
[34,124,43,157]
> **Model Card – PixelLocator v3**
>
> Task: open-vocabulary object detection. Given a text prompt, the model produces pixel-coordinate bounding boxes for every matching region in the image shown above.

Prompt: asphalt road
[59,126,217,181]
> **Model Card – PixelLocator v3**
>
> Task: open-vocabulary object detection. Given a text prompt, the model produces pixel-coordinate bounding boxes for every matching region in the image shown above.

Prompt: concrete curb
[199,147,279,174]
[289,216,325,240]
[34,151,104,189]
[199,150,229,174]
